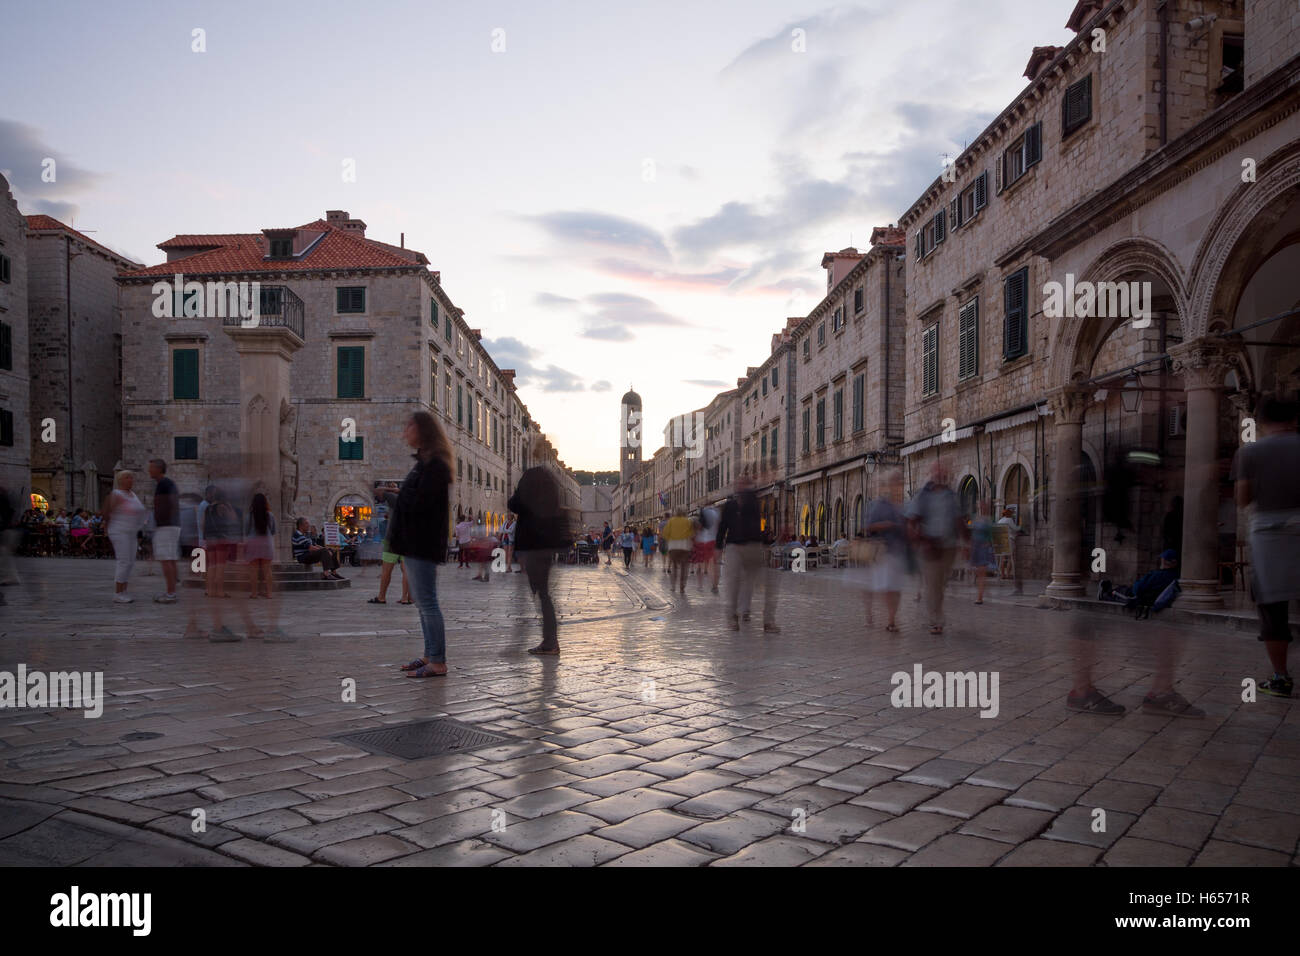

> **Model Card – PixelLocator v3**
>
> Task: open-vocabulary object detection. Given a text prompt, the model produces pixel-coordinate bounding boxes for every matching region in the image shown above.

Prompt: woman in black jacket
[390,411,454,678]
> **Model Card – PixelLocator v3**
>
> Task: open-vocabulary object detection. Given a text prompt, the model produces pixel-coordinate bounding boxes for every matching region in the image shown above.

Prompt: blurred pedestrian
[0,486,18,590]
[244,492,276,599]
[619,526,635,567]
[147,459,180,603]
[905,461,965,634]
[694,505,720,593]
[663,506,695,595]
[718,471,780,632]
[370,483,410,604]
[1232,396,1300,699]
[509,447,567,655]
[997,507,1023,594]
[104,470,147,604]
[392,411,454,678]
[969,500,996,605]
[865,470,908,631]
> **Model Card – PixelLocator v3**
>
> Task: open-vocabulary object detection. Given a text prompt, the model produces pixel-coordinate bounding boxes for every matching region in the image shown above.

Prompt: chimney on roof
[326,209,366,237]
[820,246,865,292]
[869,225,906,248]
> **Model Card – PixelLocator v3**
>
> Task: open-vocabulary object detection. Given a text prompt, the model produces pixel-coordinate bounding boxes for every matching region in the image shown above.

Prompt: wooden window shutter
[934,209,946,244]
[1026,122,1043,167]
[950,197,960,230]
[0,322,10,370]
[975,171,988,211]
[958,300,979,379]
[173,348,199,400]
[1003,269,1027,359]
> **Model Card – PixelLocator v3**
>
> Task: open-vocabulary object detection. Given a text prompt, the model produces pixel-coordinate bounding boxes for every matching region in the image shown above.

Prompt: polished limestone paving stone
[1,557,1297,866]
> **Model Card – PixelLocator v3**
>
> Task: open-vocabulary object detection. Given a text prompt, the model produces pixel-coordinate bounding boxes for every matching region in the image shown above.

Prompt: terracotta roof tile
[24,214,139,265]
[122,217,428,278]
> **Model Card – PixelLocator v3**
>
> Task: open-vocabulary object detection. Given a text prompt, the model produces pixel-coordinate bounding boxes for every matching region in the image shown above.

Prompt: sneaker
[1141,691,1205,718]
[208,626,242,643]
[265,627,296,643]
[113,594,133,604]
[1259,676,1294,699]
[153,593,178,604]
[1066,688,1126,716]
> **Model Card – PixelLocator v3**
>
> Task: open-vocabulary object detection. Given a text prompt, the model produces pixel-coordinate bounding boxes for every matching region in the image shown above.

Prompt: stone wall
[0,177,29,506]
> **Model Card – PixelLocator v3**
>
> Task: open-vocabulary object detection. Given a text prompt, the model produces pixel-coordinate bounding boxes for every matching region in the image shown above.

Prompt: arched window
[853,495,864,534]
[1003,465,1030,526]
[816,503,827,541]
[833,499,843,537]
[800,503,810,536]
[958,475,978,517]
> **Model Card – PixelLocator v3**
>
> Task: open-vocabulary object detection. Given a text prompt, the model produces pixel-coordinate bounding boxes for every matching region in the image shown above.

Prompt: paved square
[1,557,1297,866]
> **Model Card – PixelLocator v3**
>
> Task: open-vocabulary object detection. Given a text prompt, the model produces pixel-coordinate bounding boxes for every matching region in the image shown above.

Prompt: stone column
[222,324,304,563]
[1171,340,1229,609]
[1045,387,1090,597]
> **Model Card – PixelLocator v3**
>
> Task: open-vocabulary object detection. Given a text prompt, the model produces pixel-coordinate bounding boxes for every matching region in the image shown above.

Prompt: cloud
[593,257,743,292]
[584,292,687,327]
[25,198,82,221]
[0,118,101,197]
[591,381,612,392]
[535,292,578,308]
[683,379,730,388]
[481,335,593,393]
[525,210,670,261]
[581,325,634,342]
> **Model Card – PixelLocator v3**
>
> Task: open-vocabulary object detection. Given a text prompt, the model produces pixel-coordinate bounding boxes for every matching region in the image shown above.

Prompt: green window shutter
[0,409,13,446]
[174,436,198,460]
[172,349,199,400]
[337,287,366,313]
[339,436,364,460]
[1003,269,1028,359]
[959,300,980,379]
[444,315,452,342]
[1062,76,1092,137]
[0,253,10,284]
[922,324,939,396]
[0,322,11,370]
[1025,122,1043,167]
[337,346,364,398]
[431,299,438,326]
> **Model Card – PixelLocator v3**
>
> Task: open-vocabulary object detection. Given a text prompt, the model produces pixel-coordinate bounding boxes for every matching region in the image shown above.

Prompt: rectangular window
[444,314,452,342]
[0,253,10,284]
[832,307,844,333]
[445,374,452,415]
[336,346,365,398]
[430,298,439,326]
[771,425,778,465]
[269,238,292,258]
[832,389,844,441]
[802,407,811,454]
[259,286,283,315]
[172,348,199,400]
[958,299,980,380]
[762,378,768,397]
[174,436,198,460]
[772,366,779,388]
[336,286,366,313]
[852,373,865,432]
[761,433,768,461]
[803,339,811,361]
[816,398,826,448]
[817,323,826,347]
[1000,122,1042,191]
[854,288,864,313]
[0,409,14,447]
[1061,75,1092,139]
[339,436,364,461]
[922,323,939,397]
[456,384,464,426]
[0,322,10,370]
[1003,268,1030,360]
[954,171,989,228]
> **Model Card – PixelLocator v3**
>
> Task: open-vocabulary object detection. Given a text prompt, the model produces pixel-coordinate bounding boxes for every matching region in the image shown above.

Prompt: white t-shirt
[109,490,147,536]
[696,506,719,544]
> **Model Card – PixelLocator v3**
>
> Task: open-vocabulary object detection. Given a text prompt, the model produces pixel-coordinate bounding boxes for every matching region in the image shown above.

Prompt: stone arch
[1050,237,1190,390]
[1188,138,1300,338]
[994,452,1036,505]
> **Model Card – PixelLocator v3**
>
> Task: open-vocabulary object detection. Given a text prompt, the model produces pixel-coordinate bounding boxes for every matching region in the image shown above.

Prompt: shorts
[152,525,180,561]
[1258,600,1292,643]
[381,546,402,564]
[692,541,716,563]
[207,541,236,564]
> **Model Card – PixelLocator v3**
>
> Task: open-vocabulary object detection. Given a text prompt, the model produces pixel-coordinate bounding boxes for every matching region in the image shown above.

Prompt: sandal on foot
[368,597,386,604]
[528,645,560,655]
[406,663,446,678]
[399,658,426,671]
[397,599,413,605]
[885,624,900,632]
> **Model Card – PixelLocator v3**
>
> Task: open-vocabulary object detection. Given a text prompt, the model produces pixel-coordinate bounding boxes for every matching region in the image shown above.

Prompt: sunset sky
[2,0,1081,470]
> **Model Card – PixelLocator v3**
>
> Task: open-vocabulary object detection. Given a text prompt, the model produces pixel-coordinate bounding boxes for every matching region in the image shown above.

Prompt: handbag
[851,537,884,566]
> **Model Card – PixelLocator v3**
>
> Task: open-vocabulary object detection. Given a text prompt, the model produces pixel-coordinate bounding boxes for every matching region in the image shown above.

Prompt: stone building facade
[609,0,1299,611]
[25,215,139,513]
[117,210,568,537]
[898,0,1300,602]
[0,175,30,507]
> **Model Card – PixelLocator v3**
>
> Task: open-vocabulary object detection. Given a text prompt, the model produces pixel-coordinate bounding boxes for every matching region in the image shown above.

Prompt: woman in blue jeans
[389,411,453,678]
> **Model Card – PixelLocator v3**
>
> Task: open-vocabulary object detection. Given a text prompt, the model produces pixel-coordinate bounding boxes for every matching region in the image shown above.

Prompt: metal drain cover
[335,718,511,759]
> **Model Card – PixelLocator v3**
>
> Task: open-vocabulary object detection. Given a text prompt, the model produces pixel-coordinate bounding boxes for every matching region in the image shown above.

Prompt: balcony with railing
[220,285,305,339]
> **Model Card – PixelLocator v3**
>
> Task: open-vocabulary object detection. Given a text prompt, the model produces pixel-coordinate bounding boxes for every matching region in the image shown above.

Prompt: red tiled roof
[1024,46,1065,80]
[869,225,906,247]
[121,217,429,279]
[24,214,139,265]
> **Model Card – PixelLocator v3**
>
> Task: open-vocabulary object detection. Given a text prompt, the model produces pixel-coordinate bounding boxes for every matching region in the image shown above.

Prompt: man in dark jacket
[717,472,780,633]
[509,457,566,655]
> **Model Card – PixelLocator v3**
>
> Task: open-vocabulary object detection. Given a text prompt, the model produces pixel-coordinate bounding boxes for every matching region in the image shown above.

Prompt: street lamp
[1121,373,1142,414]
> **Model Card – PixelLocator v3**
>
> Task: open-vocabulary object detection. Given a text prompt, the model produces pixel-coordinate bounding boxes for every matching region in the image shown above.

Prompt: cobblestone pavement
[0,556,1296,867]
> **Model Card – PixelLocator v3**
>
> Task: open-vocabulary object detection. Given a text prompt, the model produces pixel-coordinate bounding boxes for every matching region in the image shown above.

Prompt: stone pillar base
[1177,578,1225,609]
[1045,574,1085,598]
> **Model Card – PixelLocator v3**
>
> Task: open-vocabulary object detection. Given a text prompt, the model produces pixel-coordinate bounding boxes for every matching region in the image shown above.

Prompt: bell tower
[620,387,642,483]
